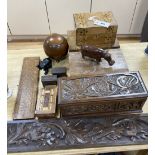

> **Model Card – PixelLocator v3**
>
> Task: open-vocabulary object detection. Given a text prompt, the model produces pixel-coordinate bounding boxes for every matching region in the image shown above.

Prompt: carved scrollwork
[61,73,146,101]
[8,115,148,153]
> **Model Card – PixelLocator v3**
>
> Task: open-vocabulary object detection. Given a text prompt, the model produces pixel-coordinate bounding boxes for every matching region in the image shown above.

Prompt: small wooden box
[74,11,118,47]
[58,72,147,117]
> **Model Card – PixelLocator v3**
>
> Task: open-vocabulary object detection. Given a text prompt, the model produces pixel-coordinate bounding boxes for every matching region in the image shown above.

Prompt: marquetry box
[73,11,118,47]
[58,72,148,117]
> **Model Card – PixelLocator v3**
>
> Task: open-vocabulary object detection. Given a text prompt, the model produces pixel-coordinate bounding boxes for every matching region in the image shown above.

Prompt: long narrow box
[58,72,147,117]
[74,11,118,47]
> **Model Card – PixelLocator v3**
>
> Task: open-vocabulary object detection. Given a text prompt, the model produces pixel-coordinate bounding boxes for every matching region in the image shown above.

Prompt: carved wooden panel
[8,114,148,153]
[35,85,57,118]
[74,12,118,47]
[58,72,147,117]
[13,57,40,120]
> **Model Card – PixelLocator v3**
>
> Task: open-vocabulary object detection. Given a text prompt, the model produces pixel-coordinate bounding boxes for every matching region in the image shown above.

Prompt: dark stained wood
[74,12,118,47]
[68,49,129,77]
[7,114,148,153]
[41,75,57,87]
[58,72,148,117]
[13,57,40,120]
[67,30,120,52]
[35,85,57,118]
[51,67,67,77]
[81,45,115,65]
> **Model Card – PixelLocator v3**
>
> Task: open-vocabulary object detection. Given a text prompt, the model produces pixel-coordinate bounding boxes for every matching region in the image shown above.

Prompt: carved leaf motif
[8,115,148,153]
[8,122,65,146]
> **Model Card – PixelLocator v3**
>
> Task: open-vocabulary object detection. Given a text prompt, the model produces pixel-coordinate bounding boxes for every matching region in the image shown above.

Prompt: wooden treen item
[68,49,129,77]
[58,72,148,117]
[74,12,118,47]
[41,75,57,87]
[8,114,148,153]
[67,30,120,51]
[35,85,57,118]
[13,57,40,120]
[81,45,115,65]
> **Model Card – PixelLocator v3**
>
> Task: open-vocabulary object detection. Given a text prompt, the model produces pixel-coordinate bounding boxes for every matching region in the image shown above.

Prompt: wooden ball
[43,34,69,61]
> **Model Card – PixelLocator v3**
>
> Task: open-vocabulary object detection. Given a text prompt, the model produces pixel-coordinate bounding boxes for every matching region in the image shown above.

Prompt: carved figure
[37,58,52,75]
[81,45,115,65]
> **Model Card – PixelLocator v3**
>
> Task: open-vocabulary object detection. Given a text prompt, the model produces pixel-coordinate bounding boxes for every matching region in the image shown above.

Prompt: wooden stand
[68,48,128,77]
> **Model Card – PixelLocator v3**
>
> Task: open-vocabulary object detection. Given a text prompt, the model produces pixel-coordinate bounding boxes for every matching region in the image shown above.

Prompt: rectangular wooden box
[58,72,148,117]
[74,11,118,47]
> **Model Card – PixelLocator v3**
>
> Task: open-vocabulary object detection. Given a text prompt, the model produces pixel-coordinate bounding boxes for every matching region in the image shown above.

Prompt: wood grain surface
[67,30,120,51]
[35,85,57,118]
[8,114,148,153]
[7,42,148,155]
[13,57,40,120]
[68,48,129,76]
[73,12,117,47]
[58,72,147,117]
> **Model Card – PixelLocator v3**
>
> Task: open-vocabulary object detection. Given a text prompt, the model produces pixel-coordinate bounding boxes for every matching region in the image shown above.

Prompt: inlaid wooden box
[58,72,148,117]
[74,11,118,47]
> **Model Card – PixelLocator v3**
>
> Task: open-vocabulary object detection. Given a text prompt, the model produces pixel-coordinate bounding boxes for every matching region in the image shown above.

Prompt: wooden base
[8,114,148,153]
[67,30,120,52]
[68,48,129,77]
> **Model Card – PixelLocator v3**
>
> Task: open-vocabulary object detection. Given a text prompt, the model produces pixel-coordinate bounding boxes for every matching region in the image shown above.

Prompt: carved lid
[58,72,148,105]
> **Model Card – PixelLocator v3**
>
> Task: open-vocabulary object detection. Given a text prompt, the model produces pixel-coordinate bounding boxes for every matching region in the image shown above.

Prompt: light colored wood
[67,30,120,51]
[13,57,40,120]
[91,0,137,34]
[35,85,57,117]
[74,11,117,47]
[7,0,50,35]
[130,0,148,34]
[7,42,148,154]
[46,0,91,34]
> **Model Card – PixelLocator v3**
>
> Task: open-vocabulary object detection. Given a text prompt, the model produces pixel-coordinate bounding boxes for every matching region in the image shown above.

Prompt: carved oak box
[73,11,118,48]
[58,72,148,117]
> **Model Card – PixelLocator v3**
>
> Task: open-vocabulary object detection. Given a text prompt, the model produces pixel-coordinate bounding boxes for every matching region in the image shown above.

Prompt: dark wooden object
[67,30,120,51]
[58,72,147,117]
[13,57,40,120]
[81,45,115,65]
[74,12,118,47]
[52,67,67,77]
[37,58,52,75]
[8,114,148,153]
[41,75,57,87]
[35,85,57,118]
[43,34,69,61]
[68,49,129,77]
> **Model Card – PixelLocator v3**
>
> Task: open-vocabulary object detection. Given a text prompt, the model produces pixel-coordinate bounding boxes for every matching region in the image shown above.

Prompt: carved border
[8,114,148,153]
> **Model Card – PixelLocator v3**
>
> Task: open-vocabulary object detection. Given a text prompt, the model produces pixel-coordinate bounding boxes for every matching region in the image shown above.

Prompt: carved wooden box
[74,11,118,47]
[58,72,148,117]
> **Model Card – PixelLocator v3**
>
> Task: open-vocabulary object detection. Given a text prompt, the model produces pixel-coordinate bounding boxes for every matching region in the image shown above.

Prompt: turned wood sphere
[43,34,69,61]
